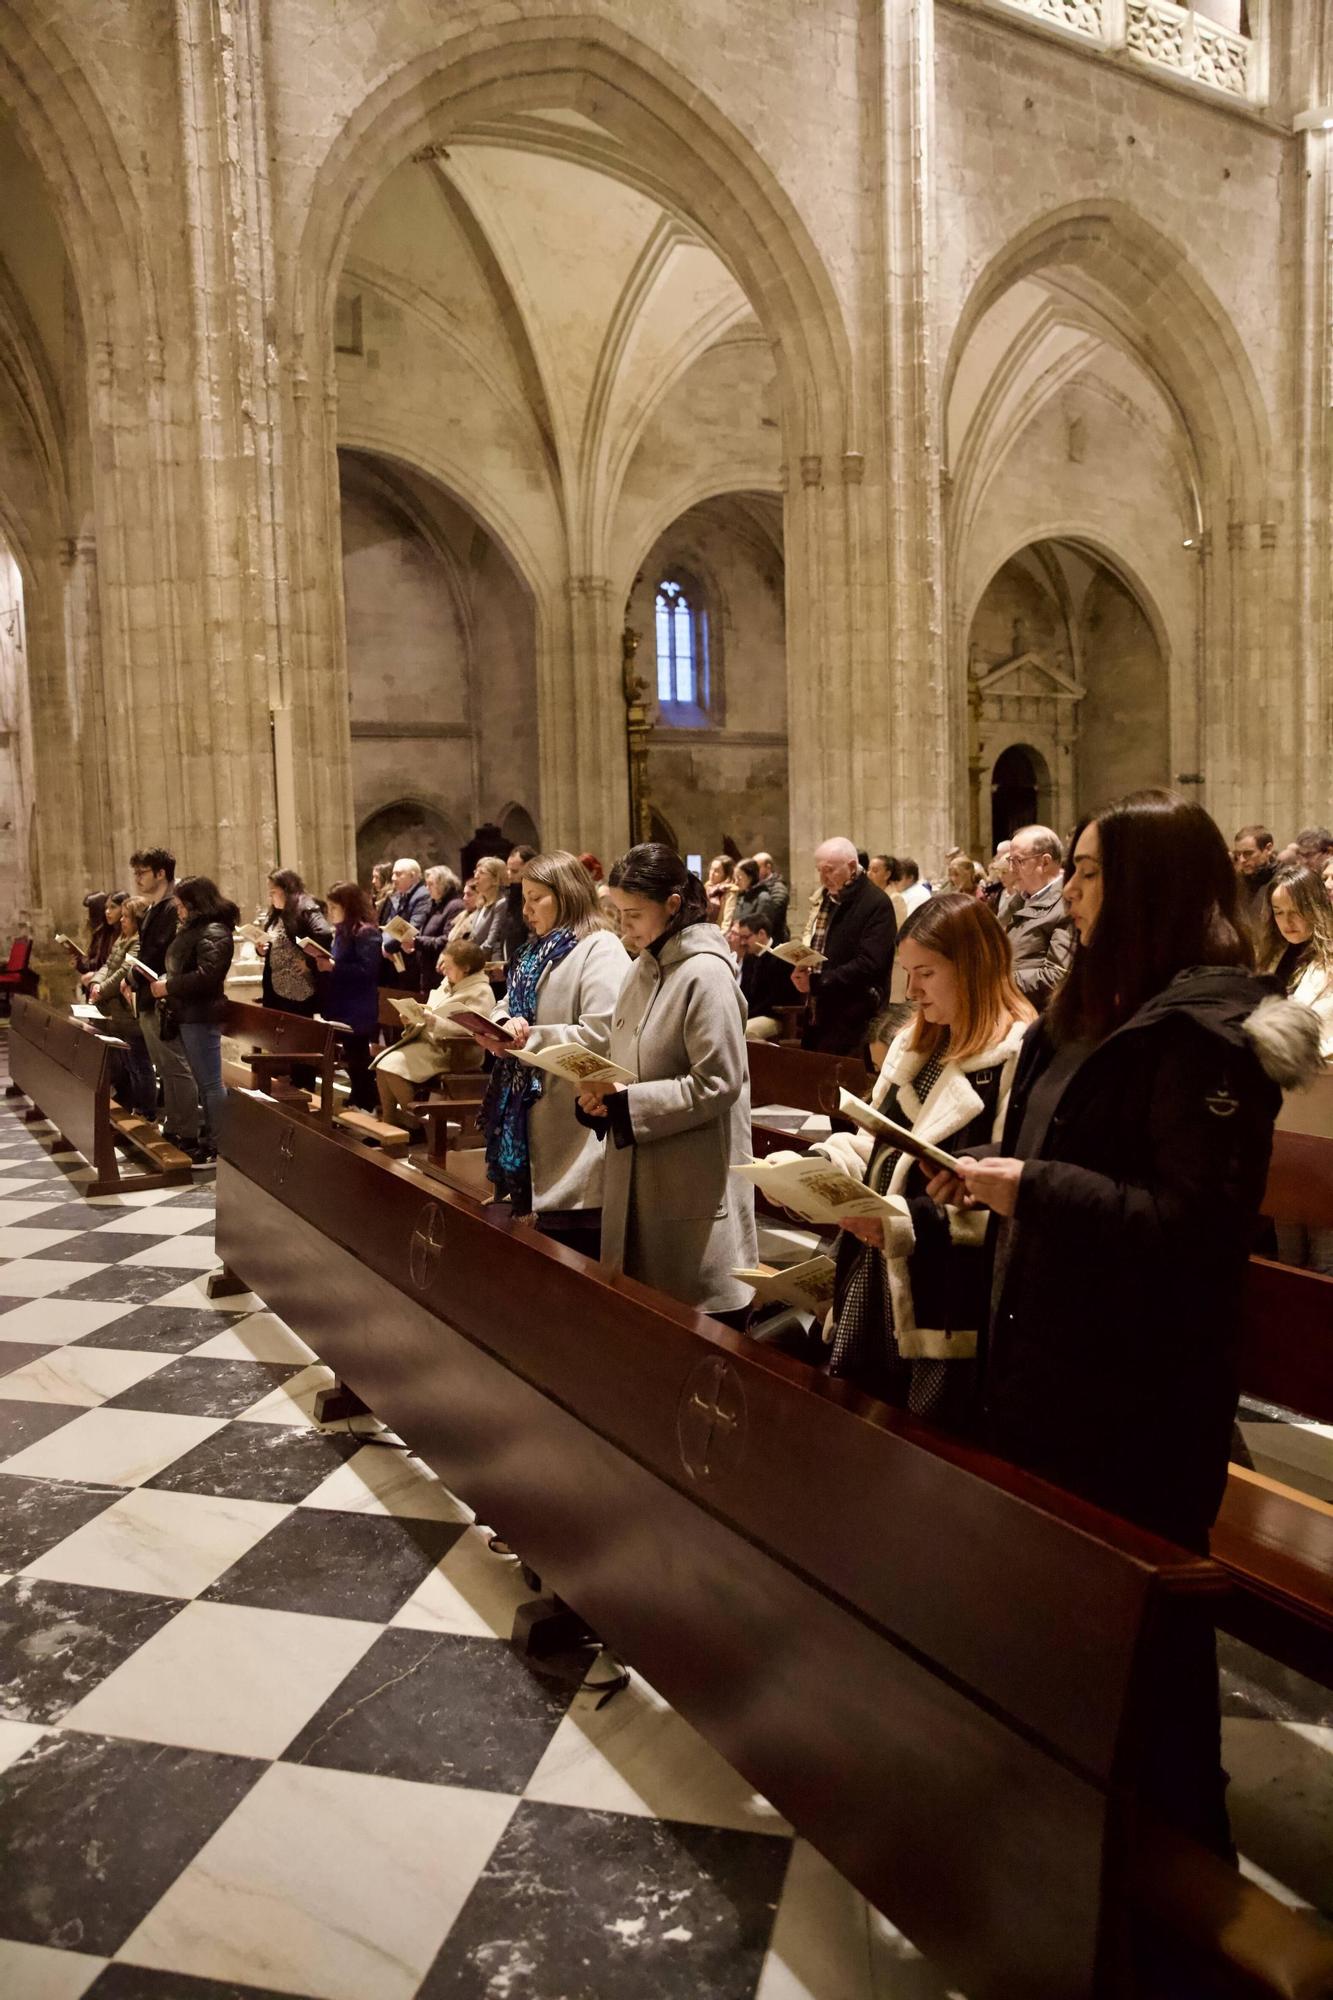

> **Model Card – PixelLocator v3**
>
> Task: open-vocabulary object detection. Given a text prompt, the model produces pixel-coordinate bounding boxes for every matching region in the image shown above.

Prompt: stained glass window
[655,580,707,708]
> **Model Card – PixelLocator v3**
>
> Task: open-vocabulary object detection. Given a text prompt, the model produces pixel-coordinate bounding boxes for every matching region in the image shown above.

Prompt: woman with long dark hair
[318,881,382,1112]
[258,868,333,1018]
[150,874,238,1161]
[571,842,757,1318]
[935,790,1320,1852]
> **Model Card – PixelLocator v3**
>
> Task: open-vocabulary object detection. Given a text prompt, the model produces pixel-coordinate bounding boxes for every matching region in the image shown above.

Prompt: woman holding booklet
[474,851,627,1255]
[256,869,333,1020]
[561,842,758,1319]
[765,893,1032,1422]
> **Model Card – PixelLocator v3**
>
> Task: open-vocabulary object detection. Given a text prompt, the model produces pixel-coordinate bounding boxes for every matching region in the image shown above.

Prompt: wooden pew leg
[206,1266,250,1299]
[512,1593,598,1660]
[313,1380,370,1425]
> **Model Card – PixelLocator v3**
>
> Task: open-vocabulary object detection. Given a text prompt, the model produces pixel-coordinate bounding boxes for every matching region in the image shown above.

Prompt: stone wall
[0,0,1325,939]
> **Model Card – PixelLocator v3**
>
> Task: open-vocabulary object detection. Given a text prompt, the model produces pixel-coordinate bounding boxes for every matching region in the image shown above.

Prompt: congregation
[54,791,1333,1857]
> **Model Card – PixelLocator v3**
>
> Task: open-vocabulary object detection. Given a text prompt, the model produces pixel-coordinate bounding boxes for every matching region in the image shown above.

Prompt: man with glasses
[1231,824,1276,944]
[1006,825,1074,1009]
[126,846,200,1150]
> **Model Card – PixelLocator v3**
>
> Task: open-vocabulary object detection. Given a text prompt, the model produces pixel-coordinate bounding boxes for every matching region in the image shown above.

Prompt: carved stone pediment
[972,652,1085,703]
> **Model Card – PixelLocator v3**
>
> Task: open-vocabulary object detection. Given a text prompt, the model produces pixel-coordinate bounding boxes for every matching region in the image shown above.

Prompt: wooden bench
[220,1000,338,1127]
[214,1092,1333,2000]
[7,995,192,1194]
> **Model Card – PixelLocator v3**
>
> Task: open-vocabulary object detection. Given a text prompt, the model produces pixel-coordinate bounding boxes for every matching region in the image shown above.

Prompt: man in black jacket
[791,838,897,1055]
[127,845,199,1147]
[735,916,798,1039]
[751,852,790,945]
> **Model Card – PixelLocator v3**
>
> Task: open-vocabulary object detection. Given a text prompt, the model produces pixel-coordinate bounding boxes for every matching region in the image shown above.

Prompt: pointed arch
[944,200,1271,512]
[292,18,851,457]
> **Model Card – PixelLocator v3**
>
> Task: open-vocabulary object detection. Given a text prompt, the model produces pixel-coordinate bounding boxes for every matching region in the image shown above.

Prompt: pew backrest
[218,1088,1235,1999]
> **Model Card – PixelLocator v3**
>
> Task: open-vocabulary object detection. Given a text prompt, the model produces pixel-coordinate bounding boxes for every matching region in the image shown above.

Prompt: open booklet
[770,941,826,969]
[389,995,427,1025]
[732,1156,904,1225]
[383,916,417,947]
[452,1009,511,1044]
[122,952,156,981]
[54,932,80,952]
[732,1254,838,1315]
[297,934,333,961]
[235,922,268,949]
[517,1044,636,1088]
[835,1088,964,1176]
[70,1003,108,1022]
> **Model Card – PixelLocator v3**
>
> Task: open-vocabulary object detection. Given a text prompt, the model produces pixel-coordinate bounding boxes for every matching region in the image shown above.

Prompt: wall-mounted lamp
[1294,107,1333,133]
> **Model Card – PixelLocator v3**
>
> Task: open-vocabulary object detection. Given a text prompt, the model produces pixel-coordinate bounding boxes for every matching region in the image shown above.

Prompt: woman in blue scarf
[479,851,628,1253]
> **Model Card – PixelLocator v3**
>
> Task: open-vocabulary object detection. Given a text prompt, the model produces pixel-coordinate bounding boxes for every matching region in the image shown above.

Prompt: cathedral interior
[0,2,1330,1997]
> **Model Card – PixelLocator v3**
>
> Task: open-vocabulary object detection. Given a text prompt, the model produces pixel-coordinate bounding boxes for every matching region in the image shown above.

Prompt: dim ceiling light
[1294,107,1333,132]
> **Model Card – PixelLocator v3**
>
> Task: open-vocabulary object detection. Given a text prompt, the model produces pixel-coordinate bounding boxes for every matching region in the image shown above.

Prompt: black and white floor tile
[0,1061,1327,1998]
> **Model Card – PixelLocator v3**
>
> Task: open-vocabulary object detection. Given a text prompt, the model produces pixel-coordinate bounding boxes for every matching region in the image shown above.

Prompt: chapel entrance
[991,744,1047,848]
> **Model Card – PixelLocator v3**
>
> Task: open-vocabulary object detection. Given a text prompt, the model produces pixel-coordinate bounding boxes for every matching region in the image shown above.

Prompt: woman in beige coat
[572,843,757,1321]
[372,939,494,1122]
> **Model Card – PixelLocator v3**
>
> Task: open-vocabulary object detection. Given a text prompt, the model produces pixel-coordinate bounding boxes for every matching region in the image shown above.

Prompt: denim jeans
[178,1021,226,1144]
[141,1007,200,1140]
[113,1035,158,1122]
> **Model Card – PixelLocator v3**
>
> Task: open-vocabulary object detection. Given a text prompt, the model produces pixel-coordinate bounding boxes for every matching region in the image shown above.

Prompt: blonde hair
[522,850,607,938]
[903,893,1035,1063]
[473,856,506,901]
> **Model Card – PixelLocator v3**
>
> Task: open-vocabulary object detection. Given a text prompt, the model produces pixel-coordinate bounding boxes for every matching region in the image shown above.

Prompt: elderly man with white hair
[789,836,898,1054]
[379,856,432,986]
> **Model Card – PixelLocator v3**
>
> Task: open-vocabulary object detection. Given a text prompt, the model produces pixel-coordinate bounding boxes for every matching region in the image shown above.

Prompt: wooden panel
[1262,1128,1333,1229]
[748,1040,873,1116]
[1213,1469,1333,1689]
[218,1094,1218,1784]
[218,1150,1114,2000]
[1240,1259,1333,1424]
[10,998,114,1182]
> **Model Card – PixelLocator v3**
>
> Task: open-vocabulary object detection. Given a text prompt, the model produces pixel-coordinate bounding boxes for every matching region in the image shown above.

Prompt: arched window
[655,578,709,711]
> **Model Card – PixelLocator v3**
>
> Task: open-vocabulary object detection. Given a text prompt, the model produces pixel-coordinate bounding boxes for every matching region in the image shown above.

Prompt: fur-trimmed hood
[1125,966,1324,1091]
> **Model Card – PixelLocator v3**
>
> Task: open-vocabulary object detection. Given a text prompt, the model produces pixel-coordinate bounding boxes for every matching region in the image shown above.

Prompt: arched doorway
[991,744,1050,848]
[356,799,461,883]
[499,803,540,851]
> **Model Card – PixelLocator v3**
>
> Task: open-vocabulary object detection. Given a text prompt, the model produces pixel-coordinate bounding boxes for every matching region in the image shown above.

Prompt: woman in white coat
[479,851,627,1254]
[796,894,1032,1426]
[571,843,758,1322]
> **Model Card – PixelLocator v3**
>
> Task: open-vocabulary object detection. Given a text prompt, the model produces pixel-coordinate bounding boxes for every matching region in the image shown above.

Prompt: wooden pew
[214,1093,1333,2000]
[7,995,191,1194]
[220,999,338,1127]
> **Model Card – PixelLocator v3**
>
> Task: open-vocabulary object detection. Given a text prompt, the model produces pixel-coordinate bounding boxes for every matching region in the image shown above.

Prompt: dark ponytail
[609,842,708,942]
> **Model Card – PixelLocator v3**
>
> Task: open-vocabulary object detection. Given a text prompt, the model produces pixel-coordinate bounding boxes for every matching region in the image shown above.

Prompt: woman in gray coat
[572,844,757,1321]
[479,852,627,1255]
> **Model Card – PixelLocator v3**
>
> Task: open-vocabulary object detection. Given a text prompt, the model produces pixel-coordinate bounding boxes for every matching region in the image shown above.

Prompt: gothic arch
[943,200,1271,512]
[0,7,150,346]
[293,19,852,456]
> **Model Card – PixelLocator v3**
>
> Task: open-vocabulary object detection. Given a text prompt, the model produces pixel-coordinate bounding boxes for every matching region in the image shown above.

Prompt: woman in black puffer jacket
[936,791,1322,1858]
[151,875,238,1162]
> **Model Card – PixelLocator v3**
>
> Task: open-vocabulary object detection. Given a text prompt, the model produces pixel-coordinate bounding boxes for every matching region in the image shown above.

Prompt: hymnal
[770,942,826,969]
[732,1254,838,1314]
[731,1156,903,1226]
[516,1043,636,1089]
[835,1089,963,1175]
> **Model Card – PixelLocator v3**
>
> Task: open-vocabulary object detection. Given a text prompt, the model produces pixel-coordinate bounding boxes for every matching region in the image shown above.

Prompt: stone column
[1293,0,1333,829]
[861,0,951,865]
[167,0,285,896]
[550,575,627,864]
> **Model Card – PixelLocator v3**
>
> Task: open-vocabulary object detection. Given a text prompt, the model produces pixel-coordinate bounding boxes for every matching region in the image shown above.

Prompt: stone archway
[991,744,1050,850]
[284,17,854,885]
[355,799,462,883]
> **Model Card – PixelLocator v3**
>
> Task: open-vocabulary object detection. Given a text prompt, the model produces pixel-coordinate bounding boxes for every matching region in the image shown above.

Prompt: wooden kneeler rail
[7,995,191,1194]
[215,1092,1333,2000]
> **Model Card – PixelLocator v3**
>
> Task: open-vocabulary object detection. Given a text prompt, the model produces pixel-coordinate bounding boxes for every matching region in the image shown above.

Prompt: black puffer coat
[983,968,1320,1548]
[164,915,235,1026]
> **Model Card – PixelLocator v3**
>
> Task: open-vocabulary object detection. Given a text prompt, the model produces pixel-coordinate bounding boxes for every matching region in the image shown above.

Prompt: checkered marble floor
[0,1070,1327,1997]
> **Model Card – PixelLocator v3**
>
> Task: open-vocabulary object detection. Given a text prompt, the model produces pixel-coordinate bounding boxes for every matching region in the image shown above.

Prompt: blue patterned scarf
[483,927,580,1211]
